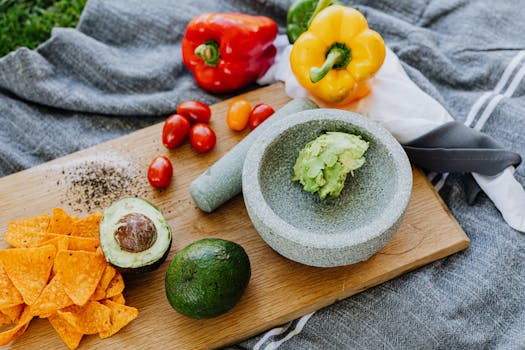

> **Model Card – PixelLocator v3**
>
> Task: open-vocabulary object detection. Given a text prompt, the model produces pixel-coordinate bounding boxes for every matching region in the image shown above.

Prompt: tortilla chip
[71,213,102,238]
[0,306,32,346]
[0,313,12,326]
[89,289,106,301]
[37,235,69,252]
[43,233,99,252]
[48,313,83,350]
[109,293,126,305]
[54,250,106,305]
[105,272,125,299]
[49,208,76,235]
[0,265,24,309]
[4,224,47,248]
[99,300,138,339]
[99,266,116,291]
[30,275,73,317]
[0,304,24,324]
[58,301,111,335]
[4,213,64,248]
[65,236,100,252]
[0,245,56,305]
[90,266,116,301]
[0,208,136,346]
[10,214,50,231]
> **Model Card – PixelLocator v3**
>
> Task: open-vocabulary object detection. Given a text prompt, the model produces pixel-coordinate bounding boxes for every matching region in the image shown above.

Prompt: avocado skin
[165,238,251,319]
[112,238,172,274]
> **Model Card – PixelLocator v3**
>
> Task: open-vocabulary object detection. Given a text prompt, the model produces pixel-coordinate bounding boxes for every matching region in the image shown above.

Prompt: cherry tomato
[162,114,190,149]
[177,100,211,124]
[248,103,275,129]
[226,98,251,131]
[189,123,216,153]
[147,156,173,188]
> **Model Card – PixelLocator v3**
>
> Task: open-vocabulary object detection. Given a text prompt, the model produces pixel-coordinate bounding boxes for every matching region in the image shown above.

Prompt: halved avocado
[100,197,172,273]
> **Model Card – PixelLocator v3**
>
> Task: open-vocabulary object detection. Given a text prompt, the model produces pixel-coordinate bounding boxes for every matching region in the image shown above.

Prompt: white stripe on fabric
[260,313,315,350]
[464,50,525,127]
[504,61,525,96]
[473,94,505,131]
[434,173,449,192]
[427,172,439,182]
[253,323,293,350]
[464,92,492,127]
[474,62,525,131]
[492,51,525,93]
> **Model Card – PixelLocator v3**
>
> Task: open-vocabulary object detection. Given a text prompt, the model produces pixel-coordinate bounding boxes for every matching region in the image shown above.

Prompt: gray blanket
[1,0,524,349]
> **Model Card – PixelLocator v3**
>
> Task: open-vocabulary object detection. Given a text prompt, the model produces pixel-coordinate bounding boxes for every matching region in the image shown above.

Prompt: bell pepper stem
[195,41,220,67]
[307,0,332,28]
[310,47,345,83]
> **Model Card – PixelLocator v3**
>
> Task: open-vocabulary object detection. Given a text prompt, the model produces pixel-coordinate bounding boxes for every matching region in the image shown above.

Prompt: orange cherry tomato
[226,98,251,131]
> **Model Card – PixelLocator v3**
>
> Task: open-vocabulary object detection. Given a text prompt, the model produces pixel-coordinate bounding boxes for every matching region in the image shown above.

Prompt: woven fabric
[1,1,524,348]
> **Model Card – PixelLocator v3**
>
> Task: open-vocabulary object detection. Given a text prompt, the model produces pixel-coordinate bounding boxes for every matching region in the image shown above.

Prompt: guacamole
[292,132,369,199]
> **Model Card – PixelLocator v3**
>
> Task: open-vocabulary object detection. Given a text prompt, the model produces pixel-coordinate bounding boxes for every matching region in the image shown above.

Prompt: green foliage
[0,0,86,57]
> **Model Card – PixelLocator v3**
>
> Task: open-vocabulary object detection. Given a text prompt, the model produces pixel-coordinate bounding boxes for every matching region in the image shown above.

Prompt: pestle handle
[190,98,319,212]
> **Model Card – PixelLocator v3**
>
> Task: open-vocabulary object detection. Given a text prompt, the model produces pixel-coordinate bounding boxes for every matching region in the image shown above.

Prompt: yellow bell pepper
[290,5,386,105]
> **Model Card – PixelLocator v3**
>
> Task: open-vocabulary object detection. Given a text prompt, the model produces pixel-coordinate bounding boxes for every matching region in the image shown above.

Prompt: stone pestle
[190,98,319,212]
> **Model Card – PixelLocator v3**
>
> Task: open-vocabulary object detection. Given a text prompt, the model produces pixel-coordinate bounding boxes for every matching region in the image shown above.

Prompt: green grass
[0,0,86,57]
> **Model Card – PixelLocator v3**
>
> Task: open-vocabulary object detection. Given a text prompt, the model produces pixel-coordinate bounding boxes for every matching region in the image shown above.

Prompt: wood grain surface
[0,83,469,349]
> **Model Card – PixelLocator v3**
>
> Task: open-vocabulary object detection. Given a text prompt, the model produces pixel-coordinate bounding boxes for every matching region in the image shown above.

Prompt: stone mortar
[242,109,412,267]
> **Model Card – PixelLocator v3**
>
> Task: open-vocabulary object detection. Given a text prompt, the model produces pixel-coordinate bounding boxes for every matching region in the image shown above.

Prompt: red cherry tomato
[162,114,190,149]
[147,156,173,188]
[248,104,275,129]
[189,123,216,153]
[177,100,211,124]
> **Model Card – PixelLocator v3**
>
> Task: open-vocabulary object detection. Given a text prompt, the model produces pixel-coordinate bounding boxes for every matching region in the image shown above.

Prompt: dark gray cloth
[404,121,522,176]
[403,121,522,204]
[1,0,524,349]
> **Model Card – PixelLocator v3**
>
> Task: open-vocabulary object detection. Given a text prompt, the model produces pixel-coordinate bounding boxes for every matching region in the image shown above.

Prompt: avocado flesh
[100,197,172,273]
[292,132,369,199]
[165,238,251,319]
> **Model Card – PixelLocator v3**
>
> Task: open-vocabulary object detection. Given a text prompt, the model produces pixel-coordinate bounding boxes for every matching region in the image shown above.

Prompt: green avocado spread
[292,131,369,199]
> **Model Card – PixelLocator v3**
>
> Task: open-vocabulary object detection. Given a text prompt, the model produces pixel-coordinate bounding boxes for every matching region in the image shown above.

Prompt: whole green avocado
[165,238,251,319]
[292,131,369,199]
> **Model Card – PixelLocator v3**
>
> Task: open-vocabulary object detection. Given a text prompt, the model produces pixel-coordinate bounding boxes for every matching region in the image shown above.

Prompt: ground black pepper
[57,157,148,213]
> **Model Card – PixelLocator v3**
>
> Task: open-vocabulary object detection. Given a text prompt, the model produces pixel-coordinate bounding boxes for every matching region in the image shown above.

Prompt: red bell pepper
[182,13,278,94]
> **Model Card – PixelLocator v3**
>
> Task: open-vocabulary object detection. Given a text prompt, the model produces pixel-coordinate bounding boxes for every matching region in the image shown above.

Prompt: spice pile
[57,157,146,212]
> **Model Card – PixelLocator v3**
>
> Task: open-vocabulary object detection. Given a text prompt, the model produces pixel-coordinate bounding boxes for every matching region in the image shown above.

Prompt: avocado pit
[115,213,157,253]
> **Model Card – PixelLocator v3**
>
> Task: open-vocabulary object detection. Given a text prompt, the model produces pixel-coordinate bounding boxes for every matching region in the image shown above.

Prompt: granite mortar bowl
[242,109,412,267]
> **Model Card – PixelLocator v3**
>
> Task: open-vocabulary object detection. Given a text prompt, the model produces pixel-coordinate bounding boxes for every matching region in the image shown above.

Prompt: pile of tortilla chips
[0,208,138,349]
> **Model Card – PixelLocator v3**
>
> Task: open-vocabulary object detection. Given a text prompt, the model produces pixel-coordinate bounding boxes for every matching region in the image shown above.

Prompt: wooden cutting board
[0,83,469,349]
